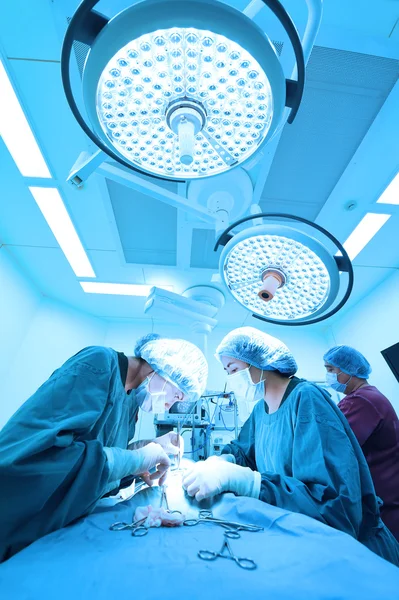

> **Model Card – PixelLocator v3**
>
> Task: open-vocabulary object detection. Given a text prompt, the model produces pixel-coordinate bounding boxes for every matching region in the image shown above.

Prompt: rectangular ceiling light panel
[342,212,391,261]
[29,187,95,278]
[377,172,399,205]
[0,60,51,178]
[80,282,174,296]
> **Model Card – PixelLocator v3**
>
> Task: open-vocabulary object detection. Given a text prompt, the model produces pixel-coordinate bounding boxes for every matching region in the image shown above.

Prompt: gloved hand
[182,458,261,502]
[154,432,184,457]
[133,442,171,487]
[213,453,236,464]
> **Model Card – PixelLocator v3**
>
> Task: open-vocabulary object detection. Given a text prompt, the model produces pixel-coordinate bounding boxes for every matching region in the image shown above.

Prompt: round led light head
[219,224,341,324]
[82,0,286,180]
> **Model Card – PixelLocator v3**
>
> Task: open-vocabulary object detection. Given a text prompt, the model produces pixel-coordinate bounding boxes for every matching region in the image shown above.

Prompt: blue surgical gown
[0,346,139,561]
[222,378,399,566]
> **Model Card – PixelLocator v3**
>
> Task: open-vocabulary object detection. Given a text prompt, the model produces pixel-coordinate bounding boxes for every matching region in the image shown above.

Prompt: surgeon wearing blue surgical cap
[0,334,207,562]
[183,327,399,566]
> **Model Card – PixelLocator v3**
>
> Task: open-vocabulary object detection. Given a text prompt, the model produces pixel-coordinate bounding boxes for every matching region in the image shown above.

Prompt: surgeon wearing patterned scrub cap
[183,327,399,567]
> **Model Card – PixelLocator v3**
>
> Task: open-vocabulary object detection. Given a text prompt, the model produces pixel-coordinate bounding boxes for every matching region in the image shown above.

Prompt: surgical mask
[150,388,167,415]
[135,373,166,413]
[228,367,265,403]
[135,377,150,409]
[325,372,351,393]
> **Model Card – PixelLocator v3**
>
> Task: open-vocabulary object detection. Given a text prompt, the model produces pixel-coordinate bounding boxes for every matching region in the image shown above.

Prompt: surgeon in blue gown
[0,334,207,562]
[183,327,399,566]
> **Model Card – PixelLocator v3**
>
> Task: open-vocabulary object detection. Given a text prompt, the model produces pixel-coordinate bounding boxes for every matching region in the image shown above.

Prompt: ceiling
[0,0,398,329]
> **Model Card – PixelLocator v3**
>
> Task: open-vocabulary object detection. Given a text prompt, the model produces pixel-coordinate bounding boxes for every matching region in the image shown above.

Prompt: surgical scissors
[198,537,257,570]
[109,517,149,536]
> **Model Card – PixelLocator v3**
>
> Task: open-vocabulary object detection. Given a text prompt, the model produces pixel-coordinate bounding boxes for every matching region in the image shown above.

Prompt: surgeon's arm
[103,443,170,488]
[0,350,121,550]
[257,394,366,538]
[221,412,257,470]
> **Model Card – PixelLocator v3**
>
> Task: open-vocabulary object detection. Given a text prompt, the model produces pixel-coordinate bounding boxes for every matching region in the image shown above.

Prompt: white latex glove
[182,458,261,502]
[133,442,171,487]
[154,432,183,457]
[212,453,236,464]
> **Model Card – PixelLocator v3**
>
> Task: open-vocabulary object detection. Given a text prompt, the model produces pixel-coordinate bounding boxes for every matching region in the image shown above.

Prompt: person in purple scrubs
[324,345,399,541]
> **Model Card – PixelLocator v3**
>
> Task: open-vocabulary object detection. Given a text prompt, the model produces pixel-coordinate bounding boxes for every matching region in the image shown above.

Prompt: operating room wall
[103,319,329,441]
[0,249,106,428]
[0,247,41,384]
[325,271,399,414]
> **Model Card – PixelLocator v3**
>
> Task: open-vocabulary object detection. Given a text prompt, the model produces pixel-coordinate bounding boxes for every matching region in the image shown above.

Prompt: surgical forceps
[176,421,182,470]
[160,485,183,515]
[198,537,257,570]
[183,510,263,539]
[109,486,182,536]
[109,517,149,537]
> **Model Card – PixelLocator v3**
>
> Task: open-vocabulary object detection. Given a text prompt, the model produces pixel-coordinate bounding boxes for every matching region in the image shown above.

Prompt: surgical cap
[216,326,298,376]
[135,334,208,400]
[323,345,372,378]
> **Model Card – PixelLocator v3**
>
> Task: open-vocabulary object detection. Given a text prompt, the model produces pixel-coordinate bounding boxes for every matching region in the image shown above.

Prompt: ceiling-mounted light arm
[259,0,305,123]
[334,254,352,273]
[97,162,217,223]
[63,0,105,50]
[215,212,354,327]
[301,0,323,65]
[61,0,185,182]
[78,11,108,45]
[70,0,109,45]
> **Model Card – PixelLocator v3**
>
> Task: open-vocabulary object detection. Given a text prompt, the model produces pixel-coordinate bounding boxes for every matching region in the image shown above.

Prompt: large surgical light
[215,214,354,326]
[61,0,305,181]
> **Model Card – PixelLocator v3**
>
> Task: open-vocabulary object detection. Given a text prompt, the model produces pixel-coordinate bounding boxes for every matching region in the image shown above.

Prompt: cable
[218,408,235,432]
[210,397,221,425]
[181,430,199,455]
[202,399,211,422]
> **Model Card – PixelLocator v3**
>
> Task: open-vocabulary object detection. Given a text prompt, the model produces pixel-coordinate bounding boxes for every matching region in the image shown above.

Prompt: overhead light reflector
[220,225,339,323]
[215,213,354,326]
[0,60,51,178]
[29,187,95,278]
[62,0,307,180]
[93,28,274,178]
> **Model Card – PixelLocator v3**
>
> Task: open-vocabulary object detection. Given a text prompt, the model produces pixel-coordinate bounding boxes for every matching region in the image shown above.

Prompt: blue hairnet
[134,334,161,356]
[135,335,208,400]
[216,327,298,376]
[323,346,372,378]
